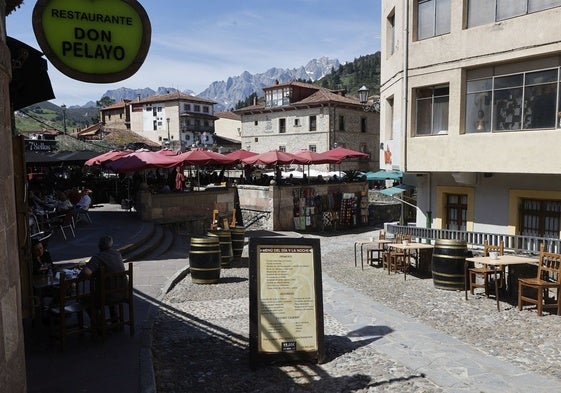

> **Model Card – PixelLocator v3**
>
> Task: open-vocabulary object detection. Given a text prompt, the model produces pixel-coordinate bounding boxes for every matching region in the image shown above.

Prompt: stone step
[117,221,156,256]
[138,225,177,261]
[122,225,164,262]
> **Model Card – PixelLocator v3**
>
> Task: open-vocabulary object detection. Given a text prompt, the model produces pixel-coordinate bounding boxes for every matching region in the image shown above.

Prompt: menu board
[249,237,324,367]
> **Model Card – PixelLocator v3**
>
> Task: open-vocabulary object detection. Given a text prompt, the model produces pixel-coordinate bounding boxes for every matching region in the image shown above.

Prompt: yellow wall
[508,190,561,236]
[435,186,475,231]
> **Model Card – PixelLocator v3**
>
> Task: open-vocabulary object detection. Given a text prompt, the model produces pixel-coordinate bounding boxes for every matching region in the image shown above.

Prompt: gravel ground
[152,229,561,392]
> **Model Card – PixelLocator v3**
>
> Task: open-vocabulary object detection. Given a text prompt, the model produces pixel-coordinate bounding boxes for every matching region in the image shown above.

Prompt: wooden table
[465,255,539,311]
[354,239,392,270]
[386,243,435,279]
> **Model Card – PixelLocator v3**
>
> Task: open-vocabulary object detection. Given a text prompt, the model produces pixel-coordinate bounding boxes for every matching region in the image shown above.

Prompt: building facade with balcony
[236,81,379,172]
[381,1,561,238]
[126,92,218,150]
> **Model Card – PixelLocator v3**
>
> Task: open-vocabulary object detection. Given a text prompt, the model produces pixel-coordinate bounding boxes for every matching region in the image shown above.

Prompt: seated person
[79,235,127,329]
[31,238,53,275]
[75,189,92,212]
[54,191,73,213]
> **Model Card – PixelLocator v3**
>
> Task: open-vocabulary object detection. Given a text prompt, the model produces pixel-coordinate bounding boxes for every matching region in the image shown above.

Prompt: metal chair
[58,212,75,240]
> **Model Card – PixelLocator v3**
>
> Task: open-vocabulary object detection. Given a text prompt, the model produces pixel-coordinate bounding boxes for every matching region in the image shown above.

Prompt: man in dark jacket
[80,235,126,330]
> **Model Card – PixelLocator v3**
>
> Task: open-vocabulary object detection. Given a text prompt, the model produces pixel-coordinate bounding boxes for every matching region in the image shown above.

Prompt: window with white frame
[417,0,450,40]
[465,67,559,133]
[309,144,317,152]
[294,118,301,127]
[468,0,561,28]
[415,85,449,135]
[279,145,286,152]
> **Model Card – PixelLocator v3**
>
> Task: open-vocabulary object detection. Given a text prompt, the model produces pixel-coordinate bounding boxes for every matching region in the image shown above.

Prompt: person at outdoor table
[31,238,53,275]
[79,235,127,329]
[54,191,73,213]
[67,187,81,205]
[75,188,92,213]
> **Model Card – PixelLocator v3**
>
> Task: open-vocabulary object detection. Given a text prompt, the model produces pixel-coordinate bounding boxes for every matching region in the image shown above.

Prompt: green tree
[96,96,115,108]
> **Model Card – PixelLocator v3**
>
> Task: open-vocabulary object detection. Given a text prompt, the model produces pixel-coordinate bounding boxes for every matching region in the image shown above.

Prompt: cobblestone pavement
[152,230,561,392]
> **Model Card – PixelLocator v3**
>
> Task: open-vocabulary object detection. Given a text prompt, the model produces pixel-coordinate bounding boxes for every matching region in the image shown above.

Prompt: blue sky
[7,1,380,106]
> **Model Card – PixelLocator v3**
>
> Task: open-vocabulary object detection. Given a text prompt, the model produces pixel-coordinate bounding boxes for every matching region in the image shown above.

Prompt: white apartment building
[236,81,379,172]
[381,1,561,237]
[123,92,218,150]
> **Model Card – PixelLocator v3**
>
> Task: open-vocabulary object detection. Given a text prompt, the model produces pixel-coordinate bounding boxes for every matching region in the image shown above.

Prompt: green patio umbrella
[365,170,403,181]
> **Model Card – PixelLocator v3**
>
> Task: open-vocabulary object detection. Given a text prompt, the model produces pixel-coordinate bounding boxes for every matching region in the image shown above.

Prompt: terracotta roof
[134,92,216,105]
[102,128,160,148]
[75,123,103,136]
[236,80,362,112]
[262,80,318,91]
[100,100,129,111]
[215,111,241,121]
[21,129,60,136]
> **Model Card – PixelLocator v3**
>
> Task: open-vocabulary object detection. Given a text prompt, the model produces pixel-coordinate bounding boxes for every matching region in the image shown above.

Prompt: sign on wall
[32,0,151,83]
[249,237,325,367]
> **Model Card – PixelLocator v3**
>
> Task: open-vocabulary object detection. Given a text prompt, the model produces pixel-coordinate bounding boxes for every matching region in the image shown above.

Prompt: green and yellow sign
[33,0,151,83]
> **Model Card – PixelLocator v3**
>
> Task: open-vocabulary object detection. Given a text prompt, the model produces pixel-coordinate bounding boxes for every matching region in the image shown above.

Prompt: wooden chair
[98,262,134,337]
[49,272,91,351]
[469,240,505,296]
[382,234,410,276]
[366,231,385,266]
[518,245,561,316]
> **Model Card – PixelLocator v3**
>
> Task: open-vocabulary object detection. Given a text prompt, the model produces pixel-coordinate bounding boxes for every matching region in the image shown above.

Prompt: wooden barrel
[431,239,468,291]
[189,236,221,284]
[230,227,245,260]
[208,230,233,268]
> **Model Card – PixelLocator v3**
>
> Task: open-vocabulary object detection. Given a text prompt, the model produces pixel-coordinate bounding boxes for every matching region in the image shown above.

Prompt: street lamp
[61,104,67,135]
[358,85,369,104]
[358,86,380,112]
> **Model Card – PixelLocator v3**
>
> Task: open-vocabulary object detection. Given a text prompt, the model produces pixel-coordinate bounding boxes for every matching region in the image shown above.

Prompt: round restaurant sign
[32,0,151,83]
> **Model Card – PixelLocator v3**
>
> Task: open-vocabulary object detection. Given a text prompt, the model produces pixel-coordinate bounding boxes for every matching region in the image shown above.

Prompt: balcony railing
[386,224,561,255]
[180,126,214,133]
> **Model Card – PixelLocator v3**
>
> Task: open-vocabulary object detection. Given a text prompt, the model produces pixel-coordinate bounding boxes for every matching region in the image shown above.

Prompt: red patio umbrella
[241,150,307,166]
[84,149,132,166]
[105,151,181,173]
[156,148,180,156]
[318,147,369,160]
[176,149,234,166]
[292,149,340,164]
[224,149,258,163]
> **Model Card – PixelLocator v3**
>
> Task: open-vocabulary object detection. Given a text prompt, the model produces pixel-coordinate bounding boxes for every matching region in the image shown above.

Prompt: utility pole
[61,104,67,135]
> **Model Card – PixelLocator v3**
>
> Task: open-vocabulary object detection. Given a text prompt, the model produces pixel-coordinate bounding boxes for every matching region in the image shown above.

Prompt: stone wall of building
[0,5,27,391]
[238,182,369,231]
[137,188,236,234]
